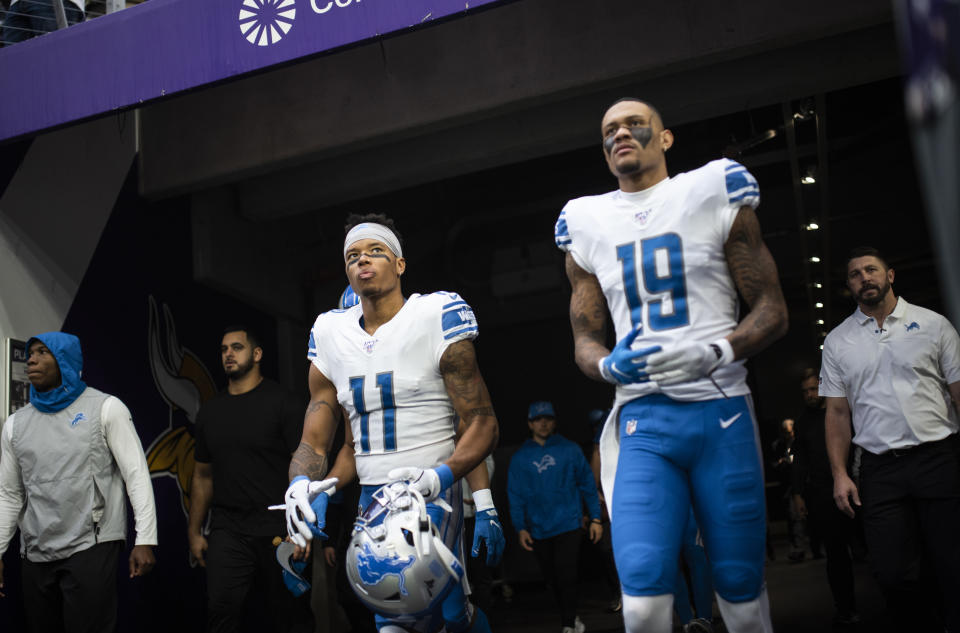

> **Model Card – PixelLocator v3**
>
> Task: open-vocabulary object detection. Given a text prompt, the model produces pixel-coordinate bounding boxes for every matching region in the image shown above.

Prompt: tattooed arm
[289,364,343,483]
[439,340,499,481]
[565,253,611,381]
[723,205,789,358]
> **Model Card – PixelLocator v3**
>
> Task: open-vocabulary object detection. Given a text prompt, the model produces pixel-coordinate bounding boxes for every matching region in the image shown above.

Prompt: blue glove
[472,504,505,566]
[283,476,338,547]
[598,324,661,385]
[276,541,311,597]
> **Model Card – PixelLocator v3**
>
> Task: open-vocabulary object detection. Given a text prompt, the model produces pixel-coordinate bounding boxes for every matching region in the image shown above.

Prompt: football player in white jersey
[283,213,501,633]
[556,99,788,633]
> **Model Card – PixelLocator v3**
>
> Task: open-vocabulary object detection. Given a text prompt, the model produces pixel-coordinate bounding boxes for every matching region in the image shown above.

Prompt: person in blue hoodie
[508,401,603,633]
[0,332,157,632]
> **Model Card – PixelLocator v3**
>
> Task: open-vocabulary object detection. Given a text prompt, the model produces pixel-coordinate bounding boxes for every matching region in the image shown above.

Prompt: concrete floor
[487,530,894,633]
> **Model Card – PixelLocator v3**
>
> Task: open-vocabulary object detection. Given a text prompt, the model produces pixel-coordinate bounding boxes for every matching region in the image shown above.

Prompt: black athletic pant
[21,540,121,633]
[803,486,856,614]
[205,528,299,633]
[532,528,582,628]
[859,436,960,633]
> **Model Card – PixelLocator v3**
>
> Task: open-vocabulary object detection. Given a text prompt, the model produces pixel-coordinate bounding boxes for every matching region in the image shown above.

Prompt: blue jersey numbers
[616,232,690,331]
[350,372,397,454]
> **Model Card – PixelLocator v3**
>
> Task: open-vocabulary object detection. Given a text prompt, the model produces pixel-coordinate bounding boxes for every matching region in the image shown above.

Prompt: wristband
[710,338,735,366]
[472,488,494,512]
[435,464,455,492]
[598,356,614,383]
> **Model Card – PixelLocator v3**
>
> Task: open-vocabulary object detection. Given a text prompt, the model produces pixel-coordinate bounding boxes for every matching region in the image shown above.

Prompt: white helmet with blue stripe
[338,285,360,309]
[345,482,463,617]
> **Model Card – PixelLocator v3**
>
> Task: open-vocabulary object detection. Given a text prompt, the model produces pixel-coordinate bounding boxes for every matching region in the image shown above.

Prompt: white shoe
[574,616,586,633]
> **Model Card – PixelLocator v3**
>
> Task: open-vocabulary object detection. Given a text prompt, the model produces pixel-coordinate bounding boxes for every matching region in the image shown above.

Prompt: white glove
[644,339,734,386]
[283,476,338,548]
[387,464,454,502]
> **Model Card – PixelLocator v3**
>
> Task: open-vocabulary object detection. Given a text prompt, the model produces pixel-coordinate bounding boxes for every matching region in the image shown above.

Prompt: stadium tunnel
[0,0,950,630]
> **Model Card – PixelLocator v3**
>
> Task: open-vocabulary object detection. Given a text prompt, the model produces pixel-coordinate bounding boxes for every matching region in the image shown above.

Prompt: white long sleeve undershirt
[0,395,158,556]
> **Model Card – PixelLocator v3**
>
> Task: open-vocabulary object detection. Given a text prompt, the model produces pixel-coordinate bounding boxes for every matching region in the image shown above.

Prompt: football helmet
[346,481,463,617]
[338,284,360,309]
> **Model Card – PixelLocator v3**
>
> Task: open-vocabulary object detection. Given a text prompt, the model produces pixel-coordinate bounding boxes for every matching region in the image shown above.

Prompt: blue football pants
[611,394,766,603]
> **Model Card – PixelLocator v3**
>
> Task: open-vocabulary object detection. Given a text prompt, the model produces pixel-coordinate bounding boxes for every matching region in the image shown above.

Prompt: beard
[856,278,891,306]
[224,355,255,380]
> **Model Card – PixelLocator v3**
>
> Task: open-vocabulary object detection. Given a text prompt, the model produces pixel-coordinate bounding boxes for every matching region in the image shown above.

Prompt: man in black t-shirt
[188,326,304,633]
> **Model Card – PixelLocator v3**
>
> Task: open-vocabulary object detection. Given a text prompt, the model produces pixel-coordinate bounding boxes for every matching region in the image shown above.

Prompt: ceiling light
[817,319,824,325]
[815,302,824,308]
[819,344,824,350]
[810,256,821,263]
[806,222,819,230]
[814,282,822,288]
[801,175,816,185]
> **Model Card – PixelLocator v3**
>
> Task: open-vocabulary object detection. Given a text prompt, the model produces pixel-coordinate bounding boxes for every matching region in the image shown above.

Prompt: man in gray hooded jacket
[0,331,157,632]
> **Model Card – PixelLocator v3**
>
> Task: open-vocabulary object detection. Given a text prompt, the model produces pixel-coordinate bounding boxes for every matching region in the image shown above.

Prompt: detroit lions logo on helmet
[354,542,415,595]
[533,454,556,474]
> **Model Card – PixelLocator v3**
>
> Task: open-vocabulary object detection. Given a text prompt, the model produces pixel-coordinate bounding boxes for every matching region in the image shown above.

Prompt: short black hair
[343,213,405,252]
[800,367,818,382]
[222,325,261,351]
[845,246,890,271]
[605,97,665,128]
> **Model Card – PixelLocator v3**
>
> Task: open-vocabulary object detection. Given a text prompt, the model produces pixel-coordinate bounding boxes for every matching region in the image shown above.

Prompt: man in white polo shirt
[821,246,960,633]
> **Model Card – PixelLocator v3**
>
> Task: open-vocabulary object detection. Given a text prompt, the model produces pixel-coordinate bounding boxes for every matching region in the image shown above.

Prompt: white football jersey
[555,158,758,402]
[307,292,479,485]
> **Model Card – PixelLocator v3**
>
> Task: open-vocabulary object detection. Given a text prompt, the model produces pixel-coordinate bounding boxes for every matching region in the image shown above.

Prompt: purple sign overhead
[0,0,510,142]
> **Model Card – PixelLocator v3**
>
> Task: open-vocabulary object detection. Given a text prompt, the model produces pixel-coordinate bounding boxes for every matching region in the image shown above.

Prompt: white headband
[343,223,403,259]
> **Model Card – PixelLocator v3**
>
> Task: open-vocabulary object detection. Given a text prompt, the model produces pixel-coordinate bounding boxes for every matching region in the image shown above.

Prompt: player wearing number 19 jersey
[557,99,787,633]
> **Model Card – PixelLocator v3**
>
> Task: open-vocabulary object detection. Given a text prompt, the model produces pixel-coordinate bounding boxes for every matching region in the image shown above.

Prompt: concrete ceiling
[139,0,895,209]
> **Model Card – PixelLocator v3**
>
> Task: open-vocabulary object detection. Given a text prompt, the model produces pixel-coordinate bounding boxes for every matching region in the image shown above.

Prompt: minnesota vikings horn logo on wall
[144,296,217,516]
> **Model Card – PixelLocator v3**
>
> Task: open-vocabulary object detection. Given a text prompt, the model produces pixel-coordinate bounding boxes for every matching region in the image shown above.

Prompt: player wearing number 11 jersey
[557,99,788,633]
[284,213,500,633]
[308,289,480,484]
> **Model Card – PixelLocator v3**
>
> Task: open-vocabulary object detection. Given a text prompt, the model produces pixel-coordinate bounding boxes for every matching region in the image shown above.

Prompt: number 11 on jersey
[617,232,690,331]
[349,372,397,454]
